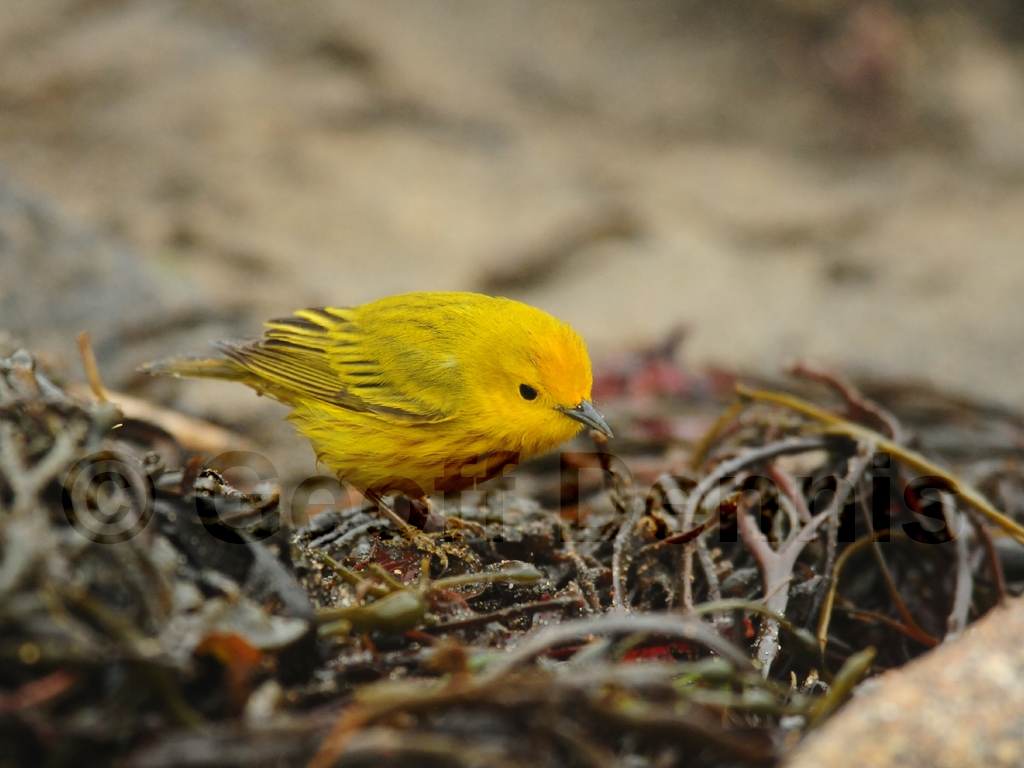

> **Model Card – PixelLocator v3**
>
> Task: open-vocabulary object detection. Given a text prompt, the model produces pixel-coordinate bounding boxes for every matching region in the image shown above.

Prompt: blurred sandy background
[2,0,1024,430]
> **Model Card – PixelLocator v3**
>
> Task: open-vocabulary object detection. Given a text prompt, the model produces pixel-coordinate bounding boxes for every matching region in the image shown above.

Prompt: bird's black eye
[519,384,538,401]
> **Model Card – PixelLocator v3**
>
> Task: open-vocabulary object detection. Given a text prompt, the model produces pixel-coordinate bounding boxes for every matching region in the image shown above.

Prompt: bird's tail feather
[139,356,246,381]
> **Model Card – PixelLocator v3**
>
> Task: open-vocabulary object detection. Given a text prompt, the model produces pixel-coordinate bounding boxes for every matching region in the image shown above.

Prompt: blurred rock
[0,173,244,387]
[786,596,1024,768]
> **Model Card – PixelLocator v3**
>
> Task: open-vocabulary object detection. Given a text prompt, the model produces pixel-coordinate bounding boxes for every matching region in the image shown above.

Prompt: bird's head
[470,301,612,458]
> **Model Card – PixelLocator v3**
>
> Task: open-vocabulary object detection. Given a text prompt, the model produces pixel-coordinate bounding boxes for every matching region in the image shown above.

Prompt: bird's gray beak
[559,399,613,438]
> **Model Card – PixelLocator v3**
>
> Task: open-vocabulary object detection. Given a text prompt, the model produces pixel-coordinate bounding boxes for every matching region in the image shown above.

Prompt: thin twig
[942,492,972,642]
[817,530,938,652]
[686,598,824,668]
[76,332,109,403]
[737,385,1024,547]
[646,478,720,610]
[806,505,841,635]
[695,539,722,603]
[308,705,370,768]
[680,540,696,610]
[552,513,603,613]
[805,647,876,727]
[678,436,827,609]
[836,605,939,645]
[768,463,812,524]
[681,437,831,530]
[564,545,602,613]
[858,491,938,648]
[425,597,582,633]
[0,420,88,515]
[965,508,1006,605]
[738,447,871,676]
[689,398,744,471]
[608,462,639,614]
[790,361,903,442]
[639,476,693,567]
[480,613,754,682]
[818,532,884,651]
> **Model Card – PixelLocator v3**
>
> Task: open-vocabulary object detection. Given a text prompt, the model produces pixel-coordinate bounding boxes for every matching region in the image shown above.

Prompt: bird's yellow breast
[290,384,585,497]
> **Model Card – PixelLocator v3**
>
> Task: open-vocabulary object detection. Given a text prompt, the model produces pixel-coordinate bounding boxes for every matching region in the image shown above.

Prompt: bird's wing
[217,305,462,423]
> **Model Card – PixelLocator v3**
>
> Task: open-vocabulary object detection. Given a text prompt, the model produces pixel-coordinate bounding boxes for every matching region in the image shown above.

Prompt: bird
[143,291,612,551]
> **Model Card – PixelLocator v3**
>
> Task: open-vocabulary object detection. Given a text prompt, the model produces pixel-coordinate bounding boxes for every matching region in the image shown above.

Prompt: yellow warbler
[145,292,610,521]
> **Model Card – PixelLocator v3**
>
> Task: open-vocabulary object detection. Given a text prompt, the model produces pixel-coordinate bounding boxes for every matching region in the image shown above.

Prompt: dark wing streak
[214,305,458,424]
[214,341,344,402]
[267,316,324,332]
[212,340,442,422]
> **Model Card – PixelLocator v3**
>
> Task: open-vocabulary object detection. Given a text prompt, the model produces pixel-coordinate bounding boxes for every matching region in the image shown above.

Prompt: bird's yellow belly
[289,404,523,498]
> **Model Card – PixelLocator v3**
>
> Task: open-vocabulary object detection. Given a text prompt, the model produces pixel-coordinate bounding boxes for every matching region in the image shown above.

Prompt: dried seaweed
[0,345,313,764]
[3,338,1024,768]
